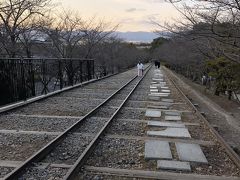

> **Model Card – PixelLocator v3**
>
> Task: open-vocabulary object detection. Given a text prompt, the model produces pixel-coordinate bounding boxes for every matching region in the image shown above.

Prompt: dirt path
[164,67,240,156]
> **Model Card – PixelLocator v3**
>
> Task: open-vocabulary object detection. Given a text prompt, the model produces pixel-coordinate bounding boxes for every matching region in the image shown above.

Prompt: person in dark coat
[154,60,158,68]
[158,60,160,68]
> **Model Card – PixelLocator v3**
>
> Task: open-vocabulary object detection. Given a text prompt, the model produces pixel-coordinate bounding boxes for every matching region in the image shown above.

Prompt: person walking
[154,60,158,68]
[137,62,144,76]
[157,60,160,68]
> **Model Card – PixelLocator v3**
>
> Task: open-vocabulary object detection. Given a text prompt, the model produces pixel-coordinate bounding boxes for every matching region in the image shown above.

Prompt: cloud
[125,8,146,12]
[126,8,137,12]
[120,18,136,23]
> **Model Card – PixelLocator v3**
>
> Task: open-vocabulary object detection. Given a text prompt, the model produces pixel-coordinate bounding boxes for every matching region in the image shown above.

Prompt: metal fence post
[29,59,36,97]
[92,60,94,79]
[20,59,27,100]
[59,60,63,90]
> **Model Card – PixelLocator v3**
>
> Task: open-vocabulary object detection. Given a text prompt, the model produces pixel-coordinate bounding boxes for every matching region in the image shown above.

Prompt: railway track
[0,66,145,179]
[1,65,151,179]
[0,65,240,180]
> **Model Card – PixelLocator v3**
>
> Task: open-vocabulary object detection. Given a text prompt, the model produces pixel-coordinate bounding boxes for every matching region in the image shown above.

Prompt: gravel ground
[116,108,146,120]
[85,137,155,170]
[10,103,96,116]
[75,117,108,134]
[21,166,68,180]
[9,96,104,117]
[84,83,130,90]
[0,167,14,178]
[128,94,149,101]
[61,88,116,95]
[188,123,215,141]
[112,93,130,100]
[0,115,79,132]
[104,99,123,107]
[42,133,92,165]
[106,119,146,136]
[57,92,113,99]
[38,96,104,106]
[92,107,118,118]
[177,113,201,123]
[192,145,240,176]
[131,90,149,96]
[125,101,148,108]
[78,172,150,180]
[0,134,56,161]
[169,104,191,111]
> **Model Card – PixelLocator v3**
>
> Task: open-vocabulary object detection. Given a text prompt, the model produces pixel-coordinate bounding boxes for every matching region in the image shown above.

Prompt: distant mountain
[114,31,166,43]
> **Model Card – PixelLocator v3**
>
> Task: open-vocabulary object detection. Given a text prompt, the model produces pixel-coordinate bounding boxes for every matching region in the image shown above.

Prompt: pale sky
[53,0,181,32]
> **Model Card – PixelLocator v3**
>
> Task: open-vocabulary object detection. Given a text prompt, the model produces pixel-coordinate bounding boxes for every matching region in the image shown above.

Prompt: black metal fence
[0,58,94,107]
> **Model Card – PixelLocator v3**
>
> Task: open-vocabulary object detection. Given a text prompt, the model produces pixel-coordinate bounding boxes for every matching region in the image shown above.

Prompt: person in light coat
[137,62,144,76]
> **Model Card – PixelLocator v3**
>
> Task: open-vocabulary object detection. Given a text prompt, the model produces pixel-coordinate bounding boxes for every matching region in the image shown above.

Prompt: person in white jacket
[137,62,144,76]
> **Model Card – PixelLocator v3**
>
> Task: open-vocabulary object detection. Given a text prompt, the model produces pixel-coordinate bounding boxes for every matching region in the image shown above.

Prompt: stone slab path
[145,140,172,160]
[147,127,191,138]
[145,109,162,118]
[143,68,209,172]
[157,160,191,171]
[165,115,182,121]
[175,142,208,163]
[148,121,185,128]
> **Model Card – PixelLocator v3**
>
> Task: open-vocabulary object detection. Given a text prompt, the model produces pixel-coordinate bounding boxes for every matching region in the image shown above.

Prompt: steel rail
[4,65,150,180]
[63,65,152,180]
[164,67,240,170]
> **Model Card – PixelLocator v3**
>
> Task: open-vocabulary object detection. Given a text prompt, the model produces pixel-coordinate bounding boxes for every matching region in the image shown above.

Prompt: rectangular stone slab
[148,121,185,128]
[161,90,171,93]
[147,105,169,110]
[149,93,170,97]
[149,96,161,101]
[165,115,181,121]
[165,111,181,116]
[161,99,174,103]
[176,143,208,163]
[157,160,191,171]
[155,74,163,76]
[145,140,172,160]
[150,89,158,93]
[153,78,164,81]
[147,127,191,138]
[145,109,162,118]
[150,86,158,89]
[151,84,166,88]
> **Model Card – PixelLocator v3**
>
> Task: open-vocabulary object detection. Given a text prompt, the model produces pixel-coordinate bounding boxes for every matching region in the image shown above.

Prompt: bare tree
[42,10,85,58]
[154,0,240,63]
[83,17,119,58]
[0,0,51,57]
